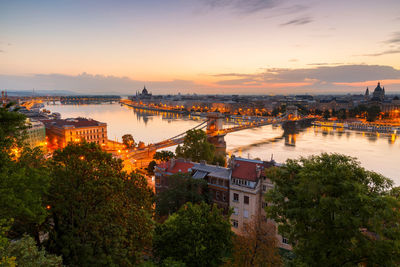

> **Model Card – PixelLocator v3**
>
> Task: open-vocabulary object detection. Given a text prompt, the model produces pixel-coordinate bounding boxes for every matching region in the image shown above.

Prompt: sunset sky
[1,0,400,94]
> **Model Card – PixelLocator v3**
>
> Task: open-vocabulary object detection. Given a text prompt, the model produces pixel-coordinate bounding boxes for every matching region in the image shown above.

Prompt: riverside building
[43,117,107,149]
[25,119,46,149]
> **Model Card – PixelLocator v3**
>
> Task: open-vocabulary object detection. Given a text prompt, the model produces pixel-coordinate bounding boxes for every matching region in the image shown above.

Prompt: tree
[211,154,226,167]
[146,160,157,175]
[1,235,62,266]
[265,153,400,266]
[122,133,135,148]
[46,142,154,266]
[366,105,381,122]
[153,151,175,162]
[155,173,211,218]
[227,215,282,267]
[175,129,215,163]
[153,202,233,267]
[0,103,51,240]
[323,109,330,119]
[0,103,27,159]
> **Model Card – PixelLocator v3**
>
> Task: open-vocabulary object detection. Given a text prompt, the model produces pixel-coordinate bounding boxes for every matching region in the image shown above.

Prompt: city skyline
[2,0,400,94]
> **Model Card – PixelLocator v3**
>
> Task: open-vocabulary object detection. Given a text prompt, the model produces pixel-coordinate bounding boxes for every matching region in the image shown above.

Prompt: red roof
[157,160,194,174]
[231,158,264,182]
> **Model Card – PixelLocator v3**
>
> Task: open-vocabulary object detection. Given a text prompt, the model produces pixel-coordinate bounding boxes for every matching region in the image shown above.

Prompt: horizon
[2,0,400,94]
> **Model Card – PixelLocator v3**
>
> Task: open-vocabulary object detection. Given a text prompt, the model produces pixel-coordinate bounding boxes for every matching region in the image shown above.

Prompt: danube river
[45,103,400,185]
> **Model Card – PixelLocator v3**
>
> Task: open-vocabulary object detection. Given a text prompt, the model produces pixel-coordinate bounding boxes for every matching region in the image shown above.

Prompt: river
[45,102,400,185]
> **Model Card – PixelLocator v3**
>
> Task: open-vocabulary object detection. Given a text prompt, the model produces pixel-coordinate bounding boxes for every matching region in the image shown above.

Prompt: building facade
[43,117,107,149]
[25,119,46,149]
[154,156,291,250]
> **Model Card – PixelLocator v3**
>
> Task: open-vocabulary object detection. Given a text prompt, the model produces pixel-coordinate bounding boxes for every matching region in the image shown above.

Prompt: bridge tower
[206,113,226,157]
[285,105,299,120]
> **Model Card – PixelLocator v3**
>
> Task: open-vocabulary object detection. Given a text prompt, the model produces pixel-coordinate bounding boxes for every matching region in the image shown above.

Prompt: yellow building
[43,117,107,149]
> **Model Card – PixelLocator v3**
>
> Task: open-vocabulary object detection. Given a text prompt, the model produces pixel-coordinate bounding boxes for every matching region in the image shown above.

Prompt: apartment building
[25,119,46,149]
[154,156,291,250]
[229,156,291,250]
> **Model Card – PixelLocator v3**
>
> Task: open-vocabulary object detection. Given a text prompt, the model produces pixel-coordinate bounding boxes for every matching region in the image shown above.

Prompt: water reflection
[45,103,400,184]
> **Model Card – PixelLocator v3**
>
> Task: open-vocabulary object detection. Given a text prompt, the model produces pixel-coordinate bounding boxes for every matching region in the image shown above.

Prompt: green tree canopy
[265,153,400,266]
[1,234,62,267]
[0,104,51,240]
[155,173,211,219]
[153,202,233,267]
[153,151,175,162]
[175,129,215,163]
[46,142,154,266]
[122,133,135,148]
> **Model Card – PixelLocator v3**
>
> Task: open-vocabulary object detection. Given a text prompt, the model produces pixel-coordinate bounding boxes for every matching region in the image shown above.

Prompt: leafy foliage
[46,142,154,266]
[153,202,233,267]
[0,104,51,239]
[175,129,215,163]
[155,173,211,218]
[122,133,136,148]
[265,153,400,266]
[1,235,62,267]
[153,151,175,162]
[227,215,282,267]
[146,160,157,175]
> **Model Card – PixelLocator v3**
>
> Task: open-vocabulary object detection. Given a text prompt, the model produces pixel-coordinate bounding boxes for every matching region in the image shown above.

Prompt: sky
[1,0,400,95]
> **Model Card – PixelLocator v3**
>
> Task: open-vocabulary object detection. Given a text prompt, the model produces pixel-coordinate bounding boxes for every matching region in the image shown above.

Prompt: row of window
[233,193,249,204]
[70,128,105,135]
[233,207,249,218]
[232,178,251,187]
[215,190,227,202]
[209,177,229,188]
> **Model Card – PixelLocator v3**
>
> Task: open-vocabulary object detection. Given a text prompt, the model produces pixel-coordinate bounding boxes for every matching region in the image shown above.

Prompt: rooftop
[42,117,106,129]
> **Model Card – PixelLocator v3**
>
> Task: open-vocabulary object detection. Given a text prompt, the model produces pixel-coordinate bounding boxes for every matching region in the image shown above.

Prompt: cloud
[280,16,313,26]
[3,65,400,95]
[0,50,4,53]
[211,65,400,90]
[363,48,400,57]
[385,31,400,44]
[289,58,298,62]
[307,62,344,66]
[199,0,279,14]
[0,73,206,95]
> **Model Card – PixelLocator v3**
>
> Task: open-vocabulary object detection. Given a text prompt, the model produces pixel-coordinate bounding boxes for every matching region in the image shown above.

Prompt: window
[233,193,239,202]
[262,202,267,208]
[232,220,238,228]
[244,195,249,205]
[282,237,289,244]
[263,185,267,191]
[233,207,239,215]
[244,210,249,218]
[216,191,220,200]
[222,193,226,201]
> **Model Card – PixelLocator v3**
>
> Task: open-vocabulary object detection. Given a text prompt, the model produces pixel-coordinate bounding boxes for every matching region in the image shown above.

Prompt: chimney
[256,164,262,178]
[170,158,176,169]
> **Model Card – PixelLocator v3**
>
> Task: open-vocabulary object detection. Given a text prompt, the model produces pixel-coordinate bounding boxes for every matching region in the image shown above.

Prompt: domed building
[370,82,385,102]
[135,85,152,99]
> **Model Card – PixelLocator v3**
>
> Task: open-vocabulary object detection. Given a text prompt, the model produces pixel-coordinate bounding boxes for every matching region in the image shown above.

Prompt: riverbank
[312,121,400,134]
